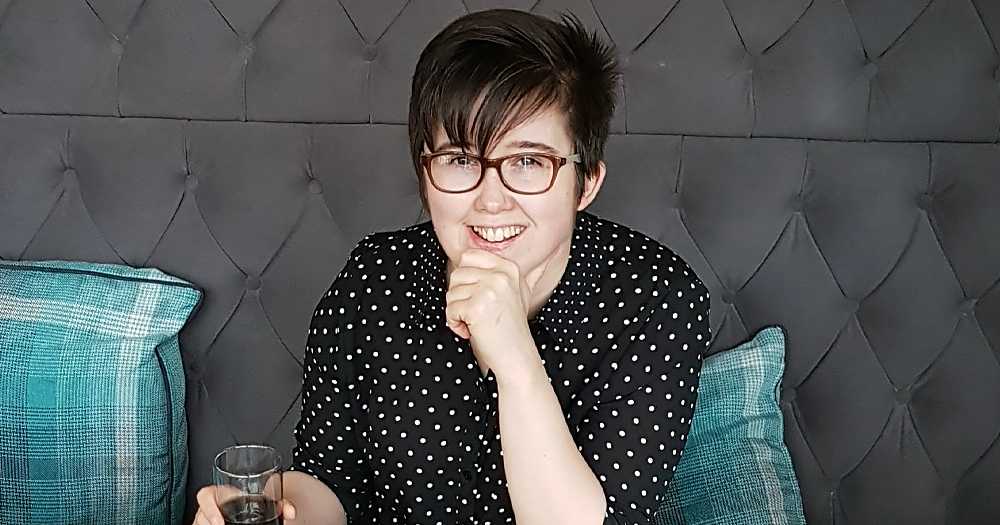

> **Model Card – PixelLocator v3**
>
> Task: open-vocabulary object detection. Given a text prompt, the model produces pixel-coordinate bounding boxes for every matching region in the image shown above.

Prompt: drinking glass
[213,445,283,525]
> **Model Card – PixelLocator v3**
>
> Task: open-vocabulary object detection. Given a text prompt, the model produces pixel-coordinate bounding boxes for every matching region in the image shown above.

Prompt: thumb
[522,254,554,296]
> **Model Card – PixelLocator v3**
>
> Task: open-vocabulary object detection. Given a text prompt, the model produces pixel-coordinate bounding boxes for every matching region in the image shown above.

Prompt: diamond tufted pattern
[1,1,999,523]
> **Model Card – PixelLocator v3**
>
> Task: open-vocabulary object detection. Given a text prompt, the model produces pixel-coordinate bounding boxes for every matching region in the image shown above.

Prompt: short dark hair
[408,9,620,205]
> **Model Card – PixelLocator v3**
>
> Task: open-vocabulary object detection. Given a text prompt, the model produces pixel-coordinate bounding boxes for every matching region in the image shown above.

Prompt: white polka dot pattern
[292,212,710,524]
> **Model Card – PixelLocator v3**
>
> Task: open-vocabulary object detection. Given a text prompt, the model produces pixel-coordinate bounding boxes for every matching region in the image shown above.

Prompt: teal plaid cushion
[0,261,201,525]
[655,327,806,525]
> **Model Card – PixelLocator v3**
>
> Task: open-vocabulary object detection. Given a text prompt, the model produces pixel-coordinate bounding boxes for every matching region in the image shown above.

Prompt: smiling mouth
[470,225,524,243]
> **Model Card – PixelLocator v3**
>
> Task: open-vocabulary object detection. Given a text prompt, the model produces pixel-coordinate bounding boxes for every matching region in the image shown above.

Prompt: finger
[447,265,492,288]
[447,280,511,330]
[447,318,471,339]
[458,249,517,274]
[193,508,218,525]
[195,487,224,525]
[445,283,476,305]
[456,252,523,297]
[457,249,497,267]
[445,300,472,339]
[449,268,515,298]
[446,314,471,339]
[281,499,297,521]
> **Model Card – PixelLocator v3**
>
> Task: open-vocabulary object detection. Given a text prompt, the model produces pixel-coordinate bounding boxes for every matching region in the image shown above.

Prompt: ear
[576,161,607,211]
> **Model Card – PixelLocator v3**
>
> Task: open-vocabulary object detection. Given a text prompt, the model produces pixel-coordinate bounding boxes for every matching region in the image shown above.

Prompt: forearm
[496,360,606,525]
[283,471,347,525]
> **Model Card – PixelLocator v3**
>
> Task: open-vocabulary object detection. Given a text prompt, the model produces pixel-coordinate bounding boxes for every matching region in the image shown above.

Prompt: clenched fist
[445,249,541,379]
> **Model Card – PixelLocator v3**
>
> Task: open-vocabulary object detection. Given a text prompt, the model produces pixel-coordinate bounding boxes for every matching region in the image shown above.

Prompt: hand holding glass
[213,445,283,525]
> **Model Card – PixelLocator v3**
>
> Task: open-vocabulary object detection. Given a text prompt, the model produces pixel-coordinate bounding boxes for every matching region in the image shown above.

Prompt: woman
[196,9,709,525]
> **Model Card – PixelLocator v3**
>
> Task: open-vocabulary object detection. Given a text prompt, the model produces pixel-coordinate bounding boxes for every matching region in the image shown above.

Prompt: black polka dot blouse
[293,212,711,525]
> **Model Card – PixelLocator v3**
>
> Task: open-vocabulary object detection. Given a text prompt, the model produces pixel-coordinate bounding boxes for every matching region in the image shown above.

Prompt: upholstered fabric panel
[1,1,998,523]
[2,0,999,139]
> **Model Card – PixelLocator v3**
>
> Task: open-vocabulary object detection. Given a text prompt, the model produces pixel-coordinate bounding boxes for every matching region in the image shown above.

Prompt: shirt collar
[409,225,448,332]
[534,212,604,350]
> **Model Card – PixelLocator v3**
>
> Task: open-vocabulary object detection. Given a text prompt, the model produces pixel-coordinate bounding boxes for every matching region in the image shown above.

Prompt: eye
[516,155,543,168]
[435,153,479,170]
[506,154,551,172]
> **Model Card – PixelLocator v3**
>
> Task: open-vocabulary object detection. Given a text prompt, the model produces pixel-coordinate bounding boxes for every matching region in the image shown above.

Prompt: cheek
[426,193,458,222]
[524,195,578,241]
[426,195,472,258]
[542,186,581,224]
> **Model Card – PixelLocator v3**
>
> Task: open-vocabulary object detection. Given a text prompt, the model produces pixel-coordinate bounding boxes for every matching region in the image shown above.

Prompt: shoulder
[318,222,438,305]
[333,222,439,282]
[577,215,710,367]
[578,213,706,299]
[349,222,436,267]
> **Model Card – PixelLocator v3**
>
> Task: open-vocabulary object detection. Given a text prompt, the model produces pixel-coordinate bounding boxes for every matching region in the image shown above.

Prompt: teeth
[473,226,523,242]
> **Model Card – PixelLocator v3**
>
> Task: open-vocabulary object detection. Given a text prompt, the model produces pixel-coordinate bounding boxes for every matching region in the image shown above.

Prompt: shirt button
[460,469,472,482]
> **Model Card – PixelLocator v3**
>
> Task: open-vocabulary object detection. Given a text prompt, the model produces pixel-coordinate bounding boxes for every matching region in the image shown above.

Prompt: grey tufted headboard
[2,0,999,523]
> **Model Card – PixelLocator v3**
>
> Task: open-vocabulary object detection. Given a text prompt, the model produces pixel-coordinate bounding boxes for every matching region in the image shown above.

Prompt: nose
[473,166,514,213]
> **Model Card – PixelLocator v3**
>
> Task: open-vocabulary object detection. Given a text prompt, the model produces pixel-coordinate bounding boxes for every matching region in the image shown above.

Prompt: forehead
[431,106,572,154]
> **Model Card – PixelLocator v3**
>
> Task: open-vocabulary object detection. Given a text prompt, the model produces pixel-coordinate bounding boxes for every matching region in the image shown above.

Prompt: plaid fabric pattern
[0,261,200,525]
[655,327,806,525]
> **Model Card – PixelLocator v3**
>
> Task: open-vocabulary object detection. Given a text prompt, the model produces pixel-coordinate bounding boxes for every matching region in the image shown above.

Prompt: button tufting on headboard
[1,1,998,523]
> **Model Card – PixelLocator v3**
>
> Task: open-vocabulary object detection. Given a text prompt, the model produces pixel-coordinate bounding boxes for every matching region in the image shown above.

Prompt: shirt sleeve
[579,268,710,524]
[291,245,376,524]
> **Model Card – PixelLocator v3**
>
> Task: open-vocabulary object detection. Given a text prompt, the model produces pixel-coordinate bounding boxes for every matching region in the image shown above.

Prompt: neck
[523,239,572,319]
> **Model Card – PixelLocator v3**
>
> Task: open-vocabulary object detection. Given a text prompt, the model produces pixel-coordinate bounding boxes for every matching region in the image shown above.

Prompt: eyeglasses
[420,151,581,195]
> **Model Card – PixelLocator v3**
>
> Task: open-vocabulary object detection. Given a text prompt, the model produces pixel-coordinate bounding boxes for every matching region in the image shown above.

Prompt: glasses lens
[427,153,559,194]
[429,153,482,192]
[500,154,555,193]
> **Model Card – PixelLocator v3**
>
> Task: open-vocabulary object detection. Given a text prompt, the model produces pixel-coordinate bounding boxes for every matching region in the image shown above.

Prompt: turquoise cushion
[655,327,806,525]
[0,261,201,525]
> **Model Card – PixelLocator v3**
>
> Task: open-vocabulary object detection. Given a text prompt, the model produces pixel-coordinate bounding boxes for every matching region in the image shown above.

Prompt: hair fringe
[409,9,621,205]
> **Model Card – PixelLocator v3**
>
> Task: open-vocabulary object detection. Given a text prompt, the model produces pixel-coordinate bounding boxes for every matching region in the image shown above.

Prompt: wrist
[494,350,550,393]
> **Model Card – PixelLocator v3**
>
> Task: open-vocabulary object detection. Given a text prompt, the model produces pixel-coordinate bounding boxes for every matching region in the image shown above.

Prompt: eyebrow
[431,142,466,153]
[430,140,561,155]
[504,140,559,154]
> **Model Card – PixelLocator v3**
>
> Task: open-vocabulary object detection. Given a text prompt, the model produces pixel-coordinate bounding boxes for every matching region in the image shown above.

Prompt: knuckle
[471,294,492,314]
